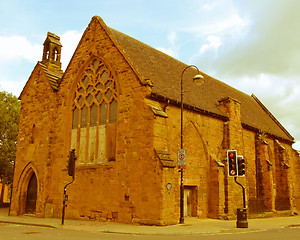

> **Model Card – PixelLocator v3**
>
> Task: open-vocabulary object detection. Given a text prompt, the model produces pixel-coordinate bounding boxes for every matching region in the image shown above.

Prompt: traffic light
[237,156,245,176]
[227,150,238,177]
[68,149,76,177]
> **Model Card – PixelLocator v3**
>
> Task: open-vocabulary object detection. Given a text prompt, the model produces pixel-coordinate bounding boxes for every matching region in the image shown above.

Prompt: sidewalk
[0,208,299,235]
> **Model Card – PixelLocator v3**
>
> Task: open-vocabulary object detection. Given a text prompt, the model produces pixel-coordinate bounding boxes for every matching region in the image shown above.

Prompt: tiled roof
[105,23,293,142]
[44,32,62,47]
[38,62,62,91]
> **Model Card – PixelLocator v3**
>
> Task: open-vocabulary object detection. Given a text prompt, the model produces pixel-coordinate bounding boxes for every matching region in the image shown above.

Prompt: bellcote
[41,32,63,70]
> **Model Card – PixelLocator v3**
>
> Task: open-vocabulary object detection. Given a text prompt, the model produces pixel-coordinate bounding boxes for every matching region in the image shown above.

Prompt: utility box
[236,208,248,228]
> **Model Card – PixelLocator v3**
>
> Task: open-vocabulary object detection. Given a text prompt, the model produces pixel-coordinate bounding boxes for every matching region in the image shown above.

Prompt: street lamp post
[179,65,204,224]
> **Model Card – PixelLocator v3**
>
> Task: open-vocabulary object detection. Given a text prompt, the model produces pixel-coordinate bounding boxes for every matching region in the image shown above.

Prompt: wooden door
[25,173,37,214]
[184,186,196,217]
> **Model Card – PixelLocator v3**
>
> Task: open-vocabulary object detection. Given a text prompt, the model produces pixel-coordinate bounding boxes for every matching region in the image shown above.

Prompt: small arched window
[71,59,118,163]
[53,48,60,61]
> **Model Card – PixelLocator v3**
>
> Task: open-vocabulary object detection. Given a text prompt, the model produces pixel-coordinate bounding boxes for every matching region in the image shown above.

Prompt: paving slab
[1,208,299,235]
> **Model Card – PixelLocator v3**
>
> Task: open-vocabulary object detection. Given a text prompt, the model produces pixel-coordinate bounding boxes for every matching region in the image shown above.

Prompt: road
[0,223,299,240]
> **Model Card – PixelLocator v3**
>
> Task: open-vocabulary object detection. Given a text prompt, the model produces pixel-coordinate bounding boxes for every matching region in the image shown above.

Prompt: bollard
[236,208,248,228]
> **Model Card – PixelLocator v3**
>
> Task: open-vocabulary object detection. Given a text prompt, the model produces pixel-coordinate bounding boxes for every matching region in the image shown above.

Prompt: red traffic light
[227,150,238,177]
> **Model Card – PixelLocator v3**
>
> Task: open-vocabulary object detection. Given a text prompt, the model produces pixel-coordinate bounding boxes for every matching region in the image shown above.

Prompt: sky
[0,0,299,149]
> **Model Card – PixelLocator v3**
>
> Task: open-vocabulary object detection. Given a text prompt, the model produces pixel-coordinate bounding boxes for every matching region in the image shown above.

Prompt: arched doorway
[25,173,37,214]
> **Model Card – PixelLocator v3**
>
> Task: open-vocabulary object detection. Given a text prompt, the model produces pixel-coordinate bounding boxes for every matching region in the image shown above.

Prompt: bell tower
[41,32,63,71]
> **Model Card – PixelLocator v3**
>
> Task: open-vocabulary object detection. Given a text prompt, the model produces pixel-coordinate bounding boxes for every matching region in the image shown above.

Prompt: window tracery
[71,59,118,164]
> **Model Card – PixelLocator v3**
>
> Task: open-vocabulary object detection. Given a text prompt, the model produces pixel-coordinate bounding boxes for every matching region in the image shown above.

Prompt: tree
[0,91,20,186]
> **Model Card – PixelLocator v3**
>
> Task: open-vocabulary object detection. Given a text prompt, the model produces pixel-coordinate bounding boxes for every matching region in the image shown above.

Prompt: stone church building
[10,16,300,225]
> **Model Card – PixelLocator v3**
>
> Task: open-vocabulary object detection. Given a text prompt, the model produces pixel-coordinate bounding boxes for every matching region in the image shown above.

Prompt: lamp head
[193,74,204,86]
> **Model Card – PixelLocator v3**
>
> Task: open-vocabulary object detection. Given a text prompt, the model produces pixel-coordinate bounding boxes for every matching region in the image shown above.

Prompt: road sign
[178,149,186,168]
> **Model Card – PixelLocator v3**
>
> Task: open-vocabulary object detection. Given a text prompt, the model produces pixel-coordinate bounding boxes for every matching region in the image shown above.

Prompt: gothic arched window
[71,59,118,164]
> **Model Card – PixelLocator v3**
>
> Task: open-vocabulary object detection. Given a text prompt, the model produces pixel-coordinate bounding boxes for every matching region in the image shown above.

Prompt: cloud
[156,31,178,58]
[184,1,249,39]
[208,1,300,78]
[201,2,217,11]
[156,47,178,58]
[0,30,83,70]
[0,75,27,97]
[167,32,177,46]
[200,36,222,54]
[190,0,300,149]
[0,35,42,62]
[0,30,82,96]
[0,34,42,96]
[60,30,82,70]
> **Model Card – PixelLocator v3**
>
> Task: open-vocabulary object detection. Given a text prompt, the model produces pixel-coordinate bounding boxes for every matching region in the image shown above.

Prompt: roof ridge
[251,94,294,141]
[92,16,149,86]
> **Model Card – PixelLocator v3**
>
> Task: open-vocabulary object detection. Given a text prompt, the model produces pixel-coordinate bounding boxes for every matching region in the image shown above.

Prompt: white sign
[177,149,186,168]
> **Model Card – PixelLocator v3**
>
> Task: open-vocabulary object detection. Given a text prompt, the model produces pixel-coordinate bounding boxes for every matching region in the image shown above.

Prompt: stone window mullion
[71,59,118,164]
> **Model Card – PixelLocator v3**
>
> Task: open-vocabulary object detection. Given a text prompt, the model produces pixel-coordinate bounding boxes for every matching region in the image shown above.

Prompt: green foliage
[0,91,20,184]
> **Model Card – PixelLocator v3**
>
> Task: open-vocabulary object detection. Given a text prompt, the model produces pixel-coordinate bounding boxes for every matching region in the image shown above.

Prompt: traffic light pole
[234,177,246,208]
[61,176,74,225]
[234,176,248,228]
[62,149,76,225]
